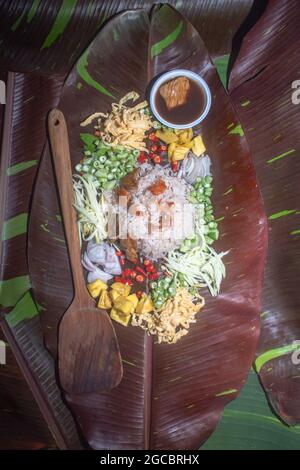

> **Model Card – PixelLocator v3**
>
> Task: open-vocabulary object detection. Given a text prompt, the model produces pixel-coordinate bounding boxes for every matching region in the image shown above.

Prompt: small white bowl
[149,69,211,129]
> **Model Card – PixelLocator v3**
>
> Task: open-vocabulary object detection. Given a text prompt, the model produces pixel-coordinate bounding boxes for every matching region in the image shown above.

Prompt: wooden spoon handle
[48,109,86,298]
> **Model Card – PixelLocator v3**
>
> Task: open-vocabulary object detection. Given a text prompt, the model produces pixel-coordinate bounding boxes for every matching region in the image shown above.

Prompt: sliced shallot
[87,267,113,283]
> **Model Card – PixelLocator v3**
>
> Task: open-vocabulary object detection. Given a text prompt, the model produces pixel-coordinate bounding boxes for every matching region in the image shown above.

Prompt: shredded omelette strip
[80,91,153,152]
[132,288,205,344]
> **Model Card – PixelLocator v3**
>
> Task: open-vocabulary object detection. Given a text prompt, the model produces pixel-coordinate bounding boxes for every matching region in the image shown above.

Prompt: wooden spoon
[48,108,123,394]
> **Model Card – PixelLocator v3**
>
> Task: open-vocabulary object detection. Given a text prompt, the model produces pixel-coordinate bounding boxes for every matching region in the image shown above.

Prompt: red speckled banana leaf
[0,72,82,448]
[0,74,61,296]
[28,5,267,449]
[0,0,253,76]
[228,0,300,425]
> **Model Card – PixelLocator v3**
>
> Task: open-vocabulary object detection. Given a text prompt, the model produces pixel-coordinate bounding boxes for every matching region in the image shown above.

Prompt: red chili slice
[148,272,161,281]
[114,276,127,284]
[136,266,147,276]
[171,162,179,172]
[146,264,155,273]
[122,268,133,278]
[138,155,147,164]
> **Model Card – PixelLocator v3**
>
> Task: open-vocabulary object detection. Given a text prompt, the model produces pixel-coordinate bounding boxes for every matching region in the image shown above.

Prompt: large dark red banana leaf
[28,5,267,449]
[0,72,81,448]
[229,0,300,90]
[0,325,56,449]
[228,0,300,425]
[0,0,253,76]
[0,74,61,295]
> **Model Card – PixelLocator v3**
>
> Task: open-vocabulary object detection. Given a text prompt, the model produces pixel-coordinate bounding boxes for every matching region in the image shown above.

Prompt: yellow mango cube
[110,308,131,327]
[127,294,139,310]
[135,295,154,315]
[114,296,135,315]
[192,135,206,156]
[87,279,107,299]
[98,290,112,309]
[111,282,131,297]
[167,142,177,160]
[171,145,190,162]
[109,289,121,303]
[155,129,178,144]
[178,128,193,145]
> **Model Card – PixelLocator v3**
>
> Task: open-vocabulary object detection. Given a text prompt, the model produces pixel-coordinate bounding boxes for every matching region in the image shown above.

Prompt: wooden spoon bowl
[48,109,123,395]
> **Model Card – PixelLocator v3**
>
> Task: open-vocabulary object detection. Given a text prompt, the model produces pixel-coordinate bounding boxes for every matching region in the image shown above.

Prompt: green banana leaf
[202,369,300,450]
